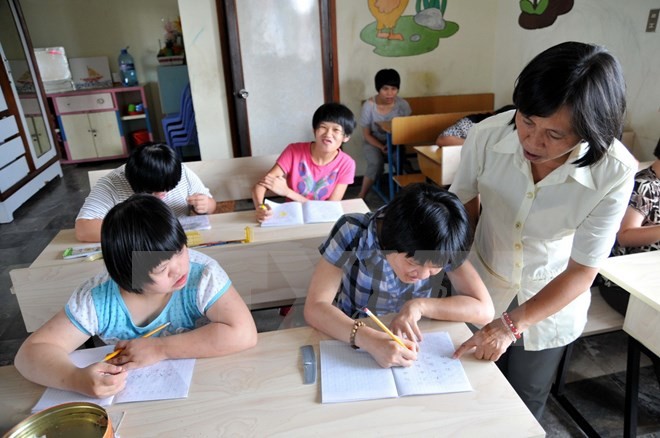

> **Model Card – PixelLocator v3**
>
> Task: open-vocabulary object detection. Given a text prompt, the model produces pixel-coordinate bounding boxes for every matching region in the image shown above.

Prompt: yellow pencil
[103,322,171,361]
[363,308,410,350]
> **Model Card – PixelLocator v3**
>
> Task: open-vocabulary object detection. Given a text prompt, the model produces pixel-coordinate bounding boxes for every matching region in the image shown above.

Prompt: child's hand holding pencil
[255,200,272,223]
[361,308,418,368]
[104,322,171,366]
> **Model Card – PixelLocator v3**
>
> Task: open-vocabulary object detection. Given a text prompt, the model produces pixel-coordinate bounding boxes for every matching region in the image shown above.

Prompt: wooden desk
[599,251,660,438]
[376,112,478,201]
[11,200,369,332]
[0,319,545,437]
[29,199,368,269]
[414,145,462,187]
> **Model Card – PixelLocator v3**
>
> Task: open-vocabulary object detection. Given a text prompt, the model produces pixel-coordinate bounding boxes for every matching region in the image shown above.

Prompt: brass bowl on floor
[3,402,113,438]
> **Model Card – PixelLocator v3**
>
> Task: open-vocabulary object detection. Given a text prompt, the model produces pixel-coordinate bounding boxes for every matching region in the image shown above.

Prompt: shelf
[120,114,146,121]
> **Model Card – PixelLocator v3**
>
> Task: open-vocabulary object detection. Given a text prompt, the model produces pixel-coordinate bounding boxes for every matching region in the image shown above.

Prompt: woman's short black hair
[378,183,471,267]
[513,41,626,167]
[101,194,187,293]
[312,102,357,136]
[466,104,516,124]
[375,68,401,91]
[125,143,182,193]
[654,137,660,160]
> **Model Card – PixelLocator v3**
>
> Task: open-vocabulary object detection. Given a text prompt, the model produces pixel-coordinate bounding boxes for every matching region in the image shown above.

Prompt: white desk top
[30,199,369,268]
[0,319,544,437]
[599,251,660,313]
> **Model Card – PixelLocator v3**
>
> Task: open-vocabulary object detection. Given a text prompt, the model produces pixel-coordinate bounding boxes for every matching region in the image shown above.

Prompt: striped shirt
[76,164,212,220]
[319,210,448,318]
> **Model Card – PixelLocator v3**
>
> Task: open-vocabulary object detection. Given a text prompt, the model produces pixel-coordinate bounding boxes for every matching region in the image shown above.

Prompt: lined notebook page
[319,331,471,403]
[261,200,304,227]
[114,358,195,403]
[319,340,398,403]
[301,200,344,224]
[392,331,472,396]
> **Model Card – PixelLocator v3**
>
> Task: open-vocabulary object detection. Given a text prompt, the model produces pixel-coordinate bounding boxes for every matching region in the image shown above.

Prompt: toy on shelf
[158,17,185,65]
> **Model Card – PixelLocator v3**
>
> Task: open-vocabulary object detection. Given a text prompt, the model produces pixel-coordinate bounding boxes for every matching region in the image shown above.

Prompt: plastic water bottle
[118,47,138,86]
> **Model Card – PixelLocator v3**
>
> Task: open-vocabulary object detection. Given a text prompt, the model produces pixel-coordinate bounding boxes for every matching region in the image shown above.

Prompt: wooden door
[218,0,337,157]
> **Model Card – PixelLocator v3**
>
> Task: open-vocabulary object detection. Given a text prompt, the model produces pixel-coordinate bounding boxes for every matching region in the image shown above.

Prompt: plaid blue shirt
[319,210,448,318]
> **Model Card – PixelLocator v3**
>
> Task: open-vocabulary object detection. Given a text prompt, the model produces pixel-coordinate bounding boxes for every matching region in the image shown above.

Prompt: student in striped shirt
[75,143,216,242]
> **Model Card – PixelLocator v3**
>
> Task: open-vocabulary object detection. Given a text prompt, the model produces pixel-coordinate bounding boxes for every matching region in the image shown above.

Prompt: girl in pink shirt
[252,103,356,223]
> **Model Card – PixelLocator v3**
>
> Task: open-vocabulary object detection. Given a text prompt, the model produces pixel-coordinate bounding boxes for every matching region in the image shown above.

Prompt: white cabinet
[59,112,122,160]
[51,85,153,163]
[53,92,114,113]
[0,7,63,223]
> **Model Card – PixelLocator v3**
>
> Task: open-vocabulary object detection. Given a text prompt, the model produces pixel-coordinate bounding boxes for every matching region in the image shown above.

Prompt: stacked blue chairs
[162,83,198,158]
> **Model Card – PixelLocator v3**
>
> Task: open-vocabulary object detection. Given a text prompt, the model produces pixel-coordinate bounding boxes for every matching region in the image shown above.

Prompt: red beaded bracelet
[501,312,521,340]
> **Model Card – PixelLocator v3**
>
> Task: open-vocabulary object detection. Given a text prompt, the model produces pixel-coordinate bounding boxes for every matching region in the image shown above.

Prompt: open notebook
[32,345,195,413]
[261,200,344,227]
[319,331,472,403]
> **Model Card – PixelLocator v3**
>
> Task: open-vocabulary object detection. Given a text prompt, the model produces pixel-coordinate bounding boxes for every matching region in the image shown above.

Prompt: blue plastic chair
[162,85,192,135]
[161,83,198,156]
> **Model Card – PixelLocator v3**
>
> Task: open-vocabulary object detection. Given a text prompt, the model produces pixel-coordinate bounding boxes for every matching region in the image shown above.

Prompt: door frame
[215,0,338,157]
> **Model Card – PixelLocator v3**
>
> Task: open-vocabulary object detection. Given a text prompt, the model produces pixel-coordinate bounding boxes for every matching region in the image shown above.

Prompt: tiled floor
[0,160,659,437]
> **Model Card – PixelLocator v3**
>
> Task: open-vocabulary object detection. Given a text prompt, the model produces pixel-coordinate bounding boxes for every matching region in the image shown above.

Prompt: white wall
[336,0,499,175]
[493,0,660,160]
[178,0,233,159]
[16,1,659,162]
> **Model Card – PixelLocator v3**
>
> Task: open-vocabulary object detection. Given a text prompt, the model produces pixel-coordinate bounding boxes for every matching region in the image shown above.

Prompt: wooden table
[29,199,368,268]
[599,251,660,438]
[414,145,463,187]
[0,319,545,437]
[10,199,369,332]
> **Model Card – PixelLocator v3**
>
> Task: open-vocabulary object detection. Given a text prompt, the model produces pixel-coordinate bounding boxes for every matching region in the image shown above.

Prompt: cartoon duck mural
[368,0,410,40]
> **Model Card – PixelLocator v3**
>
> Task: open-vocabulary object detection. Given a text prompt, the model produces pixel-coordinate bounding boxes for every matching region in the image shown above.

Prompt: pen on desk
[192,227,253,248]
[193,238,244,248]
[104,322,171,361]
[363,308,411,350]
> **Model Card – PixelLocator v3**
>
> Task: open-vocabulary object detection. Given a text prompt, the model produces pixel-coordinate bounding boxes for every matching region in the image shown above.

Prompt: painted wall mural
[361,0,459,57]
[518,0,574,29]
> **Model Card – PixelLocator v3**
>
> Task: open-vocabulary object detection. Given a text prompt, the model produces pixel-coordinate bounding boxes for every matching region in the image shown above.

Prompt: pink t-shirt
[276,142,356,200]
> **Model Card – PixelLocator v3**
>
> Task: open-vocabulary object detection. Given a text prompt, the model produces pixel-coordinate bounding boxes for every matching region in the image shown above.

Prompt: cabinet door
[60,113,97,160]
[89,111,122,157]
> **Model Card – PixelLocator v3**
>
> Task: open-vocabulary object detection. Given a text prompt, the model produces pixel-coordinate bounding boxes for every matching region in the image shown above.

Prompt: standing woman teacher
[451,41,637,419]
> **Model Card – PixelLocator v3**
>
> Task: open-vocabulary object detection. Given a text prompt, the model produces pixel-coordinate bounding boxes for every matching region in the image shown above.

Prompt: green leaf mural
[520,0,549,15]
[362,1,458,57]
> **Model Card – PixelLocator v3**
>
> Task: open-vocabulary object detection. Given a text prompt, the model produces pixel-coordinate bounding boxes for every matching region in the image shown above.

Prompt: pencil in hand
[363,308,412,350]
[103,322,171,361]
